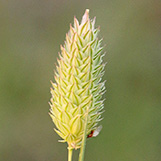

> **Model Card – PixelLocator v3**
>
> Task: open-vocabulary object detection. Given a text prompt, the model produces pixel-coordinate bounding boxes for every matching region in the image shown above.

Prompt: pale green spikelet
[49,9,106,150]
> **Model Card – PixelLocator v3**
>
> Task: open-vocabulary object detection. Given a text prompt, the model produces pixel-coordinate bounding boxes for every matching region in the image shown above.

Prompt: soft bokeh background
[0,0,161,160]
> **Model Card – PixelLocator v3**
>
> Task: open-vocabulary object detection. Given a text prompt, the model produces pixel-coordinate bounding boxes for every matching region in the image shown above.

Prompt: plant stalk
[68,148,73,161]
[78,110,89,161]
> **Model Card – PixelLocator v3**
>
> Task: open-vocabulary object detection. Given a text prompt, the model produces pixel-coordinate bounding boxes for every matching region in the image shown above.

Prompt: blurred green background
[0,0,161,161]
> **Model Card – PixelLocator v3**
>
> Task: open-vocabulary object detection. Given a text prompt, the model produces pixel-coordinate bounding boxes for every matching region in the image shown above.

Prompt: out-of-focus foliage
[0,0,161,161]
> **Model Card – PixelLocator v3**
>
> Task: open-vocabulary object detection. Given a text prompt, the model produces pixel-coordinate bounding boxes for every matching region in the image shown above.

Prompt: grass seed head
[49,9,106,150]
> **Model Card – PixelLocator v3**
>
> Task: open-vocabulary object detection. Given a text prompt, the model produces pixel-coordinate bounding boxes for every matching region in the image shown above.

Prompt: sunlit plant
[49,9,106,161]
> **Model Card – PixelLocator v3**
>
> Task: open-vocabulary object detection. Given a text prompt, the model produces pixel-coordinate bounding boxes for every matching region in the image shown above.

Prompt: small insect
[87,125,102,138]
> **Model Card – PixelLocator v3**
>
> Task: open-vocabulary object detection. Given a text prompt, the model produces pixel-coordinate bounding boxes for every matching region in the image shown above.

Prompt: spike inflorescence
[49,9,106,150]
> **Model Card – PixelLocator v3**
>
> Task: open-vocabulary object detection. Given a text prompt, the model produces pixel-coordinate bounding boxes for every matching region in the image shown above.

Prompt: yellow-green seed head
[49,9,105,150]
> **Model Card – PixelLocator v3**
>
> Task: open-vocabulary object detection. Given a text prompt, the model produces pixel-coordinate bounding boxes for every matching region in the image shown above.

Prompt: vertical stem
[78,111,88,161]
[68,148,73,161]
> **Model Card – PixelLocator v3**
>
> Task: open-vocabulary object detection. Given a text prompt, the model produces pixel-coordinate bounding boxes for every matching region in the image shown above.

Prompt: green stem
[68,148,73,161]
[78,111,88,161]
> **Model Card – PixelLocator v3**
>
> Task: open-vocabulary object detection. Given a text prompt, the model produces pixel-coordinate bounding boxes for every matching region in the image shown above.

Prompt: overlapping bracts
[49,9,105,150]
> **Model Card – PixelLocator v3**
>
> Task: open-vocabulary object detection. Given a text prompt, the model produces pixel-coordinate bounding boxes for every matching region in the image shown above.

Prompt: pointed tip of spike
[86,9,89,14]
[81,9,90,24]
